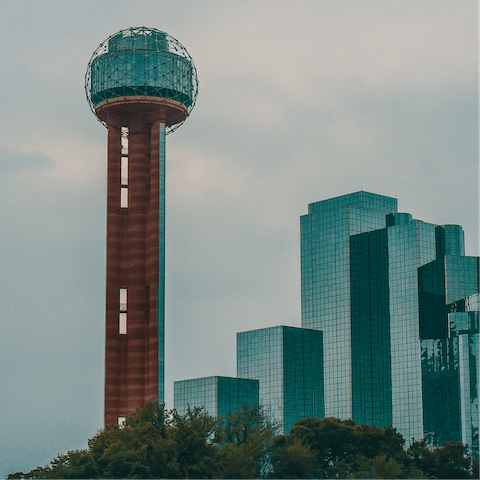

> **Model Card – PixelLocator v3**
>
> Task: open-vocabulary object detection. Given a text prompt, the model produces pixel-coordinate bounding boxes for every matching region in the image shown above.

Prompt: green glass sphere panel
[90,51,194,108]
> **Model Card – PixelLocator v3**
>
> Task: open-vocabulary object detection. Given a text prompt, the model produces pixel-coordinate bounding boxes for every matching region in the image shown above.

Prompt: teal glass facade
[418,248,478,456]
[89,29,194,110]
[421,284,479,458]
[301,191,478,453]
[173,376,259,418]
[419,254,479,339]
[301,192,397,420]
[237,326,324,434]
[350,213,437,442]
[350,228,392,429]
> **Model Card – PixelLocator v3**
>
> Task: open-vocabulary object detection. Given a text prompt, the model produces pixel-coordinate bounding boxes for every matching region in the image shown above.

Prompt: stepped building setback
[301,192,478,454]
[172,191,477,454]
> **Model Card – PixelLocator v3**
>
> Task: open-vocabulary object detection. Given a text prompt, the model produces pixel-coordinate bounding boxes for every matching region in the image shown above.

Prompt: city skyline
[173,192,477,452]
[0,1,477,477]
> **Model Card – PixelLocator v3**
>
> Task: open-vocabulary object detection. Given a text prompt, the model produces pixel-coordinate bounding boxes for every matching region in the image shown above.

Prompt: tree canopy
[8,401,477,479]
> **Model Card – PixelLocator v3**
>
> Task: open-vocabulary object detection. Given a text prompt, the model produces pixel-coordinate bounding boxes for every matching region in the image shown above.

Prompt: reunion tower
[85,27,198,426]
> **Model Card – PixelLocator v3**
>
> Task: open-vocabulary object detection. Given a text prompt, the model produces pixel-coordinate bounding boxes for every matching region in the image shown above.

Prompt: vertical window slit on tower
[120,127,129,207]
[121,156,128,185]
[119,288,127,334]
[120,288,127,311]
[121,127,129,155]
[119,313,127,335]
[121,187,128,208]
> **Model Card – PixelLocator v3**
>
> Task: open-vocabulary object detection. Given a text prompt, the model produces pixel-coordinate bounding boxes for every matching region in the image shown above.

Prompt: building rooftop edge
[237,325,323,335]
[306,190,398,215]
[174,376,259,384]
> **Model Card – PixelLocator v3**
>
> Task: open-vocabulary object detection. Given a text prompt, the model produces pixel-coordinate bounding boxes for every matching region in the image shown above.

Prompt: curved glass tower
[85,27,198,426]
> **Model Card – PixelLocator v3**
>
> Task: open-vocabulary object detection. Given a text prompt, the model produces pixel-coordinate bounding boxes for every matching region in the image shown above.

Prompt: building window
[121,127,129,155]
[118,416,126,425]
[121,156,128,185]
[119,313,127,334]
[120,288,127,311]
[121,187,128,208]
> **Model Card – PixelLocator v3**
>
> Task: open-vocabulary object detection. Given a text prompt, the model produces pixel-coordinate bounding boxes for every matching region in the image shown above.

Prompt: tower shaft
[104,118,165,426]
[86,27,197,426]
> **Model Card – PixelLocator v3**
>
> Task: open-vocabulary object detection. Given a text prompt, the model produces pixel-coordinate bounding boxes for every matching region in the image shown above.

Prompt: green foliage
[8,405,477,479]
[269,435,315,478]
[214,405,278,478]
[434,441,472,479]
[284,417,411,478]
[405,439,472,479]
[169,407,219,478]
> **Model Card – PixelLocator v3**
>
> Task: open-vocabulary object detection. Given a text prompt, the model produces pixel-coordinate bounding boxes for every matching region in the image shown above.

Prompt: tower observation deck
[85,27,198,426]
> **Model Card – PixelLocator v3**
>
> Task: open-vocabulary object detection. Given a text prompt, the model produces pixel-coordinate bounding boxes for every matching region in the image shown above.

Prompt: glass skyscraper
[420,259,479,458]
[174,376,259,418]
[350,213,438,442]
[301,192,397,420]
[237,326,324,434]
[301,191,478,450]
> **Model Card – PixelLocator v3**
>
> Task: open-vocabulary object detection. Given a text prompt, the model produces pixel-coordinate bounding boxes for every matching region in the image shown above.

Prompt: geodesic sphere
[85,27,198,133]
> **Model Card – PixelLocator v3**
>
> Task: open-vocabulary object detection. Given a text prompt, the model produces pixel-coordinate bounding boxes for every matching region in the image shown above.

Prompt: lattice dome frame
[85,27,198,134]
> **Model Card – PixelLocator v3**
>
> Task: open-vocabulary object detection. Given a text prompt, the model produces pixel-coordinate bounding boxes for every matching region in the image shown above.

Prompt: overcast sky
[0,0,478,477]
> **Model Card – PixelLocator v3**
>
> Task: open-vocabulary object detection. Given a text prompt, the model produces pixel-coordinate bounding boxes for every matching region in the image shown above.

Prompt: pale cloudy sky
[0,0,477,476]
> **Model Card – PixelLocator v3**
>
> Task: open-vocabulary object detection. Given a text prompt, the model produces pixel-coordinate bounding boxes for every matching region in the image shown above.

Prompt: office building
[302,191,478,449]
[85,27,198,425]
[174,376,259,418]
[350,213,439,442]
[420,257,479,457]
[300,192,397,420]
[237,326,324,434]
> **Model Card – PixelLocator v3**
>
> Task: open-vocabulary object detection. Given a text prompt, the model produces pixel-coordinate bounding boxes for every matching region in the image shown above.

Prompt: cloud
[0,147,54,177]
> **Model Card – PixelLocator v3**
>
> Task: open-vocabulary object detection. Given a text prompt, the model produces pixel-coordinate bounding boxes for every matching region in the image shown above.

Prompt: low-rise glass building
[237,326,324,434]
[174,376,259,418]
